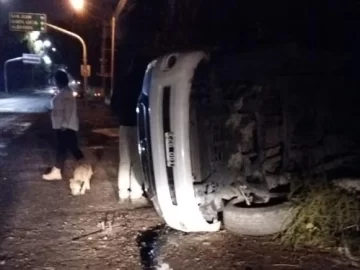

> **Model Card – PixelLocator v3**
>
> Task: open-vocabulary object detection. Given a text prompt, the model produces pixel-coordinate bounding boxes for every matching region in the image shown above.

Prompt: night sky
[0,0,118,88]
[0,0,116,26]
[1,0,360,97]
[1,1,65,23]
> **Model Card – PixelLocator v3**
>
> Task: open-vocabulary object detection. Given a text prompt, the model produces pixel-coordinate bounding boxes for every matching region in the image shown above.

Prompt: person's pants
[118,125,143,200]
[55,129,84,171]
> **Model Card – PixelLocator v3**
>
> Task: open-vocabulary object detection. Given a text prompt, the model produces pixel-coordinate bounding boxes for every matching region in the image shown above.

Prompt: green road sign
[9,12,47,32]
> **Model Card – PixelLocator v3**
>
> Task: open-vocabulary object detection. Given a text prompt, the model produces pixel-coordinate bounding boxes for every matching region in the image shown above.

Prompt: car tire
[223,200,298,236]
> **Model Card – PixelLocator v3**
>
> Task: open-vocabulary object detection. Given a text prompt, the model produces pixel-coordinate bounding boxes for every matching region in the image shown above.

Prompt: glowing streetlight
[29,31,40,41]
[70,0,84,11]
[110,1,128,102]
[43,40,52,48]
[34,40,44,52]
[42,55,52,65]
[52,47,57,52]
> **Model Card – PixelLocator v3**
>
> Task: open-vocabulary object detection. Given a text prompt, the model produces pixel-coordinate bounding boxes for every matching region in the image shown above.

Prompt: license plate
[165,132,175,167]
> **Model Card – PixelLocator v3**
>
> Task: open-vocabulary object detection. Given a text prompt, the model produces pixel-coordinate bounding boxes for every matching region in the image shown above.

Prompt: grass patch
[280,176,360,252]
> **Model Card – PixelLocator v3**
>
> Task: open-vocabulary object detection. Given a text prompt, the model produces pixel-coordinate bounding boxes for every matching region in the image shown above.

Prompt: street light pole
[109,16,116,104]
[4,57,23,93]
[45,23,88,100]
[110,0,128,103]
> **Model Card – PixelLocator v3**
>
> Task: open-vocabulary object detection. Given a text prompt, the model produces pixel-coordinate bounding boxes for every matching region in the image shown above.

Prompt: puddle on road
[137,225,174,270]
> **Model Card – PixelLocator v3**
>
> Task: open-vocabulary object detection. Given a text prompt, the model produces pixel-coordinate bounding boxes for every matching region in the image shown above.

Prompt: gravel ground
[0,100,161,270]
[158,230,360,270]
[0,99,358,270]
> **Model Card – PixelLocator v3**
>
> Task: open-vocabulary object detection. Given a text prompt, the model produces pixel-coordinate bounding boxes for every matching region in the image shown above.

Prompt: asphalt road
[0,92,51,156]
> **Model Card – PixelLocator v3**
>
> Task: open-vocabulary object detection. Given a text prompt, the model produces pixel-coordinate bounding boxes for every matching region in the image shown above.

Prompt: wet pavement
[0,93,50,113]
[0,93,51,157]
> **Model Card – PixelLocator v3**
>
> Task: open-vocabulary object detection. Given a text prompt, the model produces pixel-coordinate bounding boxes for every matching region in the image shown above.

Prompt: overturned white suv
[136,48,305,233]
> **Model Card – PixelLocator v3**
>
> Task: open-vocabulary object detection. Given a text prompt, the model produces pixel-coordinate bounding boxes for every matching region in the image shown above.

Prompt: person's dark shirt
[112,57,149,126]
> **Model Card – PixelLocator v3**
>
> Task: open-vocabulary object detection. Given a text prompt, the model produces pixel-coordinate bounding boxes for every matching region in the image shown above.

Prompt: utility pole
[110,0,128,103]
[101,21,107,95]
[4,57,23,93]
[31,66,35,87]
[97,21,111,101]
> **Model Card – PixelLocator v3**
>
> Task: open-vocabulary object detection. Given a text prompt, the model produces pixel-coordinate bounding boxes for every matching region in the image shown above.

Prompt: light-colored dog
[69,162,93,196]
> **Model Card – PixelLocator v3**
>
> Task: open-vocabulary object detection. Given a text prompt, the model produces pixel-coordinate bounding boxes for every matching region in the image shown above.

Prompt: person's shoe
[119,189,130,201]
[130,196,150,207]
[42,167,62,181]
[129,190,144,200]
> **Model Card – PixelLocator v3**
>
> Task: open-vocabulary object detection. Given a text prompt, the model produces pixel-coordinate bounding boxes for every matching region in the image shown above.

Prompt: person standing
[112,55,147,200]
[42,69,84,180]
